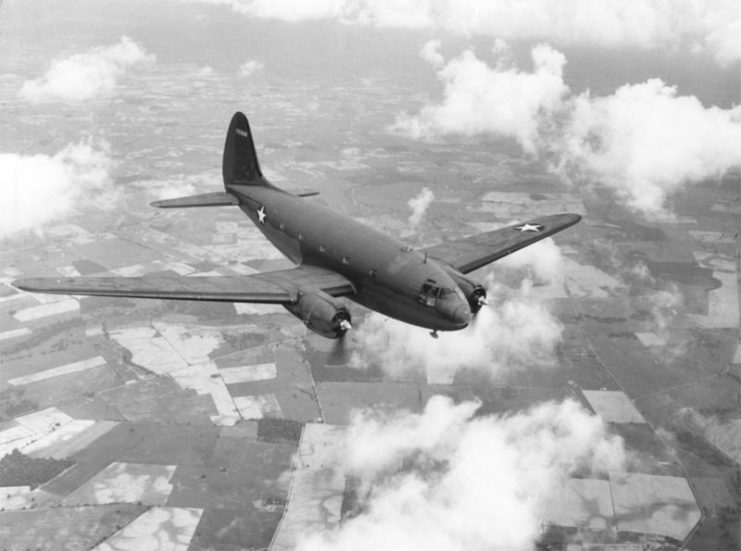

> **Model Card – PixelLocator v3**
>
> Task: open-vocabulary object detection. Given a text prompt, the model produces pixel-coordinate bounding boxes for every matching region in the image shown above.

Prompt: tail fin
[223,112,263,186]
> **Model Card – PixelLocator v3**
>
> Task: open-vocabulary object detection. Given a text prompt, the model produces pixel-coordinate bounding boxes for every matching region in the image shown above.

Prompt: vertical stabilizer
[223,112,263,186]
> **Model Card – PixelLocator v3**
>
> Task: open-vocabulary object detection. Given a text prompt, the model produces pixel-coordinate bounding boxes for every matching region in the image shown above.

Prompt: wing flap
[13,265,355,304]
[270,264,355,296]
[425,213,581,274]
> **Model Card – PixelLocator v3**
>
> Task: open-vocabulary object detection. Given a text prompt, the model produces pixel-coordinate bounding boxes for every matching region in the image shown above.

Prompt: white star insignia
[514,223,543,233]
[257,206,266,224]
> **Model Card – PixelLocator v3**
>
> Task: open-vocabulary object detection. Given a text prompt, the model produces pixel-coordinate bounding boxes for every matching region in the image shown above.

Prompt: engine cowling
[284,290,352,339]
[446,271,487,314]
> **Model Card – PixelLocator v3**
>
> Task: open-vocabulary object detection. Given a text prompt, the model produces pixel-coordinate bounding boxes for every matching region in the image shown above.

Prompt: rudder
[223,112,263,186]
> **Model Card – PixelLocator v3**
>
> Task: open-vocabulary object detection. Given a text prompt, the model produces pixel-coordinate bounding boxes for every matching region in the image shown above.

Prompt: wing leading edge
[425,213,581,274]
[13,265,355,304]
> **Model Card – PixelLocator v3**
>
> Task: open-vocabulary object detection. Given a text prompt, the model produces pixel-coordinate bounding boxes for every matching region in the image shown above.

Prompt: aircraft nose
[438,298,472,329]
[435,293,472,329]
[451,303,473,327]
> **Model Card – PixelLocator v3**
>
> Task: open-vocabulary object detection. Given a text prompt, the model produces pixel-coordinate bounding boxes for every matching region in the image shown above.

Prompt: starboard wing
[13,265,355,303]
[425,213,581,274]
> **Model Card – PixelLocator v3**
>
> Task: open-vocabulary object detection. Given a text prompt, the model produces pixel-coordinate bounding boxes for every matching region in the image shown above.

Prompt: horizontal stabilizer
[151,191,239,209]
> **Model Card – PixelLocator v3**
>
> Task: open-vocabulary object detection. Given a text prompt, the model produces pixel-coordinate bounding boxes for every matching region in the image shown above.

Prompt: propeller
[327,333,352,365]
[469,286,488,314]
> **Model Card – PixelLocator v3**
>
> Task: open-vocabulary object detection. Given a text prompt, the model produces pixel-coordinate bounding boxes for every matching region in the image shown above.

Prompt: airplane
[13,112,581,339]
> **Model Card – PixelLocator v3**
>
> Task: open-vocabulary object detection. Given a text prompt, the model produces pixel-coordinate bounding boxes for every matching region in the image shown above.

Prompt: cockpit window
[421,283,442,297]
[418,281,443,307]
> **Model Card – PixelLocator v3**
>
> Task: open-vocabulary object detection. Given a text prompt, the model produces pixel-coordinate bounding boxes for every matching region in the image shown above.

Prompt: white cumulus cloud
[407,186,434,230]
[400,43,741,217]
[648,284,684,340]
[298,395,626,551]
[703,11,741,65]
[350,235,566,381]
[211,0,340,22]
[419,38,444,68]
[393,42,568,153]
[0,141,115,238]
[350,278,563,381]
[18,36,154,103]
[557,79,741,215]
[498,237,565,287]
[238,60,264,76]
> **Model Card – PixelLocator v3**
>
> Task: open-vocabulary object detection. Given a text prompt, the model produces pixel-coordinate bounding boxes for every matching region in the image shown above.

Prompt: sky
[1,1,739,548]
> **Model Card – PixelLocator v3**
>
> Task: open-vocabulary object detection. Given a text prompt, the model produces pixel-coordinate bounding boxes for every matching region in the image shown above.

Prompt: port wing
[14,265,355,303]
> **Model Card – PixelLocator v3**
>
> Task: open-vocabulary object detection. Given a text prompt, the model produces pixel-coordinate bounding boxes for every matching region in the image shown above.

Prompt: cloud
[704,13,741,66]
[648,284,684,339]
[0,141,114,238]
[630,280,687,356]
[400,43,741,217]
[192,0,741,64]
[350,237,566,382]
[419,39,444,68]
[298,395,626,551]
[205,0,340,22]
[18,36,154,103]
[238,60,264,76]
[498,237,565,286]
[132,171,223,201]
[674,407,741,464]
[393,43,568,153]
[150,181,197,201]
[407,186,434,230]
[556,79,741,216]
[350,278,563,381]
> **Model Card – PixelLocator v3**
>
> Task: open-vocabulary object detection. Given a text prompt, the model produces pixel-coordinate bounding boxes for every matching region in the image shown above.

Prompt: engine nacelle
[446,270,487,314]
[284,290,352,339]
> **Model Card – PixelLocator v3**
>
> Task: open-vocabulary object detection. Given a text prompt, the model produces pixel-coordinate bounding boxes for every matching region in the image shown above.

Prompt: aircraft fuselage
[228,183,472,331]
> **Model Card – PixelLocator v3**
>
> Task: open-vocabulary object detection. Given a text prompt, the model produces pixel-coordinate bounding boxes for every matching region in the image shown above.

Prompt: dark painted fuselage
[228,183,471,331]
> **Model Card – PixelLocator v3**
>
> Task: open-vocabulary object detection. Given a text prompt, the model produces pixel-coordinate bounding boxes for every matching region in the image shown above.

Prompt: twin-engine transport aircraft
[14,113,581,339]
